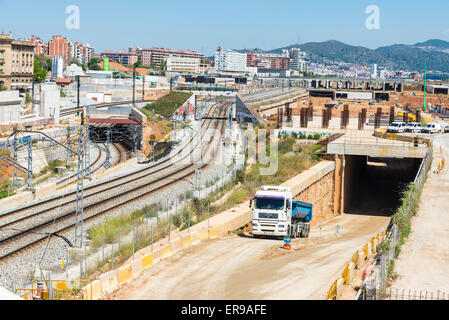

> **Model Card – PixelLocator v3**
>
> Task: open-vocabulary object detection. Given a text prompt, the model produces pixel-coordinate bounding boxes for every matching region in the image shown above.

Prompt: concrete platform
[327,131,428,159]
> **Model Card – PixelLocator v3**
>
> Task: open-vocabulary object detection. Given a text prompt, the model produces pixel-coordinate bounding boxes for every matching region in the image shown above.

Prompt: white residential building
[165,55,200,73]
[215,47,248,73]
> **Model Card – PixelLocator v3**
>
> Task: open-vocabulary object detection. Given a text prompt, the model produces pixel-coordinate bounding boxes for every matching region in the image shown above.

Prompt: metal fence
[356,145,434,300]
[384,288,449,300]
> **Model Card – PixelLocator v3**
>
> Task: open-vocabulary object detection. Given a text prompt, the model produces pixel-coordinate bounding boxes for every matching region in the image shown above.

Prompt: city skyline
[1,0,449,56]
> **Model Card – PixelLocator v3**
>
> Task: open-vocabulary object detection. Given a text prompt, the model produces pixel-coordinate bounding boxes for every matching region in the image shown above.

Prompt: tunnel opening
[344,155,422,216]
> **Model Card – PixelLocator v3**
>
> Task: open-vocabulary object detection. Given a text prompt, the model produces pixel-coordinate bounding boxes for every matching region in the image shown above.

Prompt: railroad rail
[0,103,229,259]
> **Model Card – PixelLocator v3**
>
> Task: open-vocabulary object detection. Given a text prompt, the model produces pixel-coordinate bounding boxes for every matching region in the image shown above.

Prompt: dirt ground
[110,212,390,300]
[390,134,449,293]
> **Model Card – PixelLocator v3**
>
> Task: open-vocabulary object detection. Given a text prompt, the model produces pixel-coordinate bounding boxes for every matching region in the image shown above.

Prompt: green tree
[34,57,48,83]
[88,57,101,71]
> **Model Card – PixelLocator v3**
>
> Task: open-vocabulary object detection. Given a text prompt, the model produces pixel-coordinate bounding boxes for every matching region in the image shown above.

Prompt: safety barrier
[170,238,182,253]
[85,227,221,299]
[181,235,192,249]
[161,244,173,259]
[99,270,120,295]
[118,265,133,284]
[91,280,102,300]
[141,253,153,270]
[325,231,386,300]
[130,259,143,279]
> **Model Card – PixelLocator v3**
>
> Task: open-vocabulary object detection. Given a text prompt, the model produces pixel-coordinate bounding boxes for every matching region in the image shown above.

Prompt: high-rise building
[0,33,35,90]
[29,35,48,56]
[48,35,69,62]
[289,48,307,72]
[370,64,378,79]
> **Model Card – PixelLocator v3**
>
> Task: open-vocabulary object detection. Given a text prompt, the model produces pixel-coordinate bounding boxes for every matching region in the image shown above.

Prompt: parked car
[387,122,407,133]
[421,123,442,134]
[404,122,422,133]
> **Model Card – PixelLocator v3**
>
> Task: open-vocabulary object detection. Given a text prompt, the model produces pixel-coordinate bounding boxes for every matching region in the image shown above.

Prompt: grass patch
[141,91,191,118]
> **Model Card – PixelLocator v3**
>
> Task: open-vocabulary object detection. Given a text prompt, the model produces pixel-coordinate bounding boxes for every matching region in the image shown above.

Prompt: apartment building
[29,35,48,56]
[0,33,35,90]
[136,47,204,67]
[101,51,139,66]
[290,48,307,72]
[215,47,248,73]
[247,52,290,70]
[48,35,69,62]
[165,55,200,73]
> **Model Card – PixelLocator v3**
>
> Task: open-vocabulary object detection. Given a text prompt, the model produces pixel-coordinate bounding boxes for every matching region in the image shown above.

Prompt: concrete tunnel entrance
[343,155,421,216]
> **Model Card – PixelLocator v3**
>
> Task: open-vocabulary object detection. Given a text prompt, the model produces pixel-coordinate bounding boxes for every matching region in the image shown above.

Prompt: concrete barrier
[347,263,355,284]
[152,248,162,264]
[160,245,172,259]
[199,229,209,241]
[191,231,200,245]
[181,235,192,249]
[209,228,219,239]
[99,270,119,295]
[367,242,373,258]
[336,278,344,300]
[118,265,133,284]
[91,280,102,300]
[83,284,92,300]
[141,253,153,270]
[130,259,143,279]
[170,238,182,253]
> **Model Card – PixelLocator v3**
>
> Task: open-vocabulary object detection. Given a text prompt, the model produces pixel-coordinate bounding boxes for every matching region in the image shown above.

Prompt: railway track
[60,99,152,117]
[0,103,228,259]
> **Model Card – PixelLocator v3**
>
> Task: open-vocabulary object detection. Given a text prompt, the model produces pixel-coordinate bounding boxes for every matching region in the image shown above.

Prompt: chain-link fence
[356,145,433,300]
[384,288,449,300]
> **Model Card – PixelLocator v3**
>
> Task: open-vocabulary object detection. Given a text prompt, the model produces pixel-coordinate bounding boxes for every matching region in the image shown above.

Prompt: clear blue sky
[1,0,449,56]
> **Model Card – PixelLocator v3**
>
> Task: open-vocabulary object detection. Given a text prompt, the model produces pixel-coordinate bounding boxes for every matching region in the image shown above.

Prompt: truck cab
[250,186,311,239]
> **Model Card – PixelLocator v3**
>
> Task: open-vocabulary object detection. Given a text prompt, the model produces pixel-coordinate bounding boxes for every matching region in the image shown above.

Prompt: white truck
[250,186,312,239]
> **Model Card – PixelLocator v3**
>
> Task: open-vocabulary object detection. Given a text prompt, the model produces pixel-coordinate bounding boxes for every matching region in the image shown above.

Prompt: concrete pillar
[333,154,344,216]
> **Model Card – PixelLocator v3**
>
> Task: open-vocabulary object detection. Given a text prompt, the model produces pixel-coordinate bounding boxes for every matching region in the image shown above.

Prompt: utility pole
[66,125,71,169]
[12,133,18,188]
[132,65,136,107]
[423,60,427,111]
[74,124,86,248]
[26,136,33,191]
[151,109,155,162]
[173,105,177,142]
[76,76,80,116]
[142,76,145,101]
[85,107,91,178]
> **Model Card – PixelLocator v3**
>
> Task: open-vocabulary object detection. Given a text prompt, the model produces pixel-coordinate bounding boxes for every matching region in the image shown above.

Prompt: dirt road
[113,212,390,300]
[390,134,449,293]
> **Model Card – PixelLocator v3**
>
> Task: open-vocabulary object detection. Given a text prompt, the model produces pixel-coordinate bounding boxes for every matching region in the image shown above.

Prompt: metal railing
[356,146,434,300]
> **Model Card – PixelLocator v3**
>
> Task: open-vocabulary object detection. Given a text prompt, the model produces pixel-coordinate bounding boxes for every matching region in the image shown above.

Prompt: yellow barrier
[351,251,358,265]
[91,280,102,300]
[327,280,337,300]
[181,235,192,249]
[209,228,219,239]
[362,244,369,258]
[161,245,172,259]
[141,253,153,270]
[118,265,133,284]
[341,264,350,284]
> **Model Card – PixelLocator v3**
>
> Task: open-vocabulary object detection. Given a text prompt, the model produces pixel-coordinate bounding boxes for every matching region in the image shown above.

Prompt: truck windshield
[255,198,285,210]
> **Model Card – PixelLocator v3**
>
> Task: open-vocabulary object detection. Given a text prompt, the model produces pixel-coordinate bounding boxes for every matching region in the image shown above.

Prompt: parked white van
[421,123,442,134]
